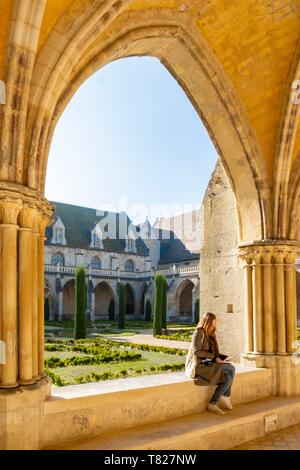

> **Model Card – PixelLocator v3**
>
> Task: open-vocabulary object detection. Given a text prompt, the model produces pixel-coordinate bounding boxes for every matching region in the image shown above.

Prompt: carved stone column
[0,187,53,391]
[243,255,254,352]
[31,210,40,380]
[18,206,35,385]
[240,241,300,396]
[38,214,51,378]
[0,199,22,388]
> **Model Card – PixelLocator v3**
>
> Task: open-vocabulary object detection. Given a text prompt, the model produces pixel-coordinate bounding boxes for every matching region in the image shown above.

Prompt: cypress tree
[153,274,163,336]
[118,283,126,329]
[74,267,87,340]
[162,276,168,330]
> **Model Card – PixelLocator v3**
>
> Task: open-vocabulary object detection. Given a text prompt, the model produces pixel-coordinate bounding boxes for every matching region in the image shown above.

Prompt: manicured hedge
[162,277,168,330]
[45,349,142,368]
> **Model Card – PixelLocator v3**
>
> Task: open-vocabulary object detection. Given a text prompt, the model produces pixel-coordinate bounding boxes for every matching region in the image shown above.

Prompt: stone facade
[44,202,200,322]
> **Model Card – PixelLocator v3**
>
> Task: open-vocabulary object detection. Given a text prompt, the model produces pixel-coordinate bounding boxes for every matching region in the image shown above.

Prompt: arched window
[125,259,134,272]
[52,253,65,266]
[91,256,101,269]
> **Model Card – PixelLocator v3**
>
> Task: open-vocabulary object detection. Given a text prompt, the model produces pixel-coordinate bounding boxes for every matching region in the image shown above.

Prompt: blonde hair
[197,312,216,335]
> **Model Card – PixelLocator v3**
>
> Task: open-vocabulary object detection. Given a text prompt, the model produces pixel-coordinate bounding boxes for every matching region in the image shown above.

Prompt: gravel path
[107,333,190,350]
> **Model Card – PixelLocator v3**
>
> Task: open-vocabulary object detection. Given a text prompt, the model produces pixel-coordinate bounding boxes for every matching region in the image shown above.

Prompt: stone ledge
[43,367,272,448]
[48,395,300,450]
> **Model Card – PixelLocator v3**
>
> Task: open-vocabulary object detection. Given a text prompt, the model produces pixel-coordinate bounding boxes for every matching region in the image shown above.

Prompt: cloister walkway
[232,423,300,450]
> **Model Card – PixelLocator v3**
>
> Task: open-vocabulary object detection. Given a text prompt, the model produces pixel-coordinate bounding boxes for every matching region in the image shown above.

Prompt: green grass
[44,337,185,386]
[44,350,85,360]
[50,350,185,385]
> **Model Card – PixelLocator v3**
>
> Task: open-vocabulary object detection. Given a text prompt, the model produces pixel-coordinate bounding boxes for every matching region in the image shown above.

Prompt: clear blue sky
[45,57,218,224]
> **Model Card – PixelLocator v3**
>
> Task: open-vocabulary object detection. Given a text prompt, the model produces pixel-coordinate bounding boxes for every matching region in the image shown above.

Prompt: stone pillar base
[0,377,50,450]
[241,353,300,397]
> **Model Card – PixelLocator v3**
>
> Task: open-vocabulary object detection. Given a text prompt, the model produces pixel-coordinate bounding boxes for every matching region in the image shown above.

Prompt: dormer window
[90,222,103,249]
[51,217,67,245]
[125,226,137,254]
[128,238,135,252]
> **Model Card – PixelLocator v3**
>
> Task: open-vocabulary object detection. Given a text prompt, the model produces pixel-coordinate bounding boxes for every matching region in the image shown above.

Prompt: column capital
[37,211,52,234]
[0,198,23,225]
[19,205,38,229]
[239,240,300,261]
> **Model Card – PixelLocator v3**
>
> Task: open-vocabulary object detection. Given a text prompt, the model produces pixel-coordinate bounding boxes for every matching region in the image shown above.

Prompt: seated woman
[192,312,236,415]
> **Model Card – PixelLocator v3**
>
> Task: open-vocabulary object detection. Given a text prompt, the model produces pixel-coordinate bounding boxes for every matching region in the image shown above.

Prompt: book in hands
[223,355,235,363]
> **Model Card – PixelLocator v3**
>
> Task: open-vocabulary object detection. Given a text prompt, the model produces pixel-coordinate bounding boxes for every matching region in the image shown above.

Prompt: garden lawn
[49,350,185,385]
[44,337,186,386]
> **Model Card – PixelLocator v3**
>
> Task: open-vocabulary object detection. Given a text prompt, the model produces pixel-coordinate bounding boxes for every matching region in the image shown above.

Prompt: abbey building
[44,202,200,323]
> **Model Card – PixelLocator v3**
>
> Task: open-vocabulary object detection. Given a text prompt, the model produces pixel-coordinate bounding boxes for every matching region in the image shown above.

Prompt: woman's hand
[215,357,224,364]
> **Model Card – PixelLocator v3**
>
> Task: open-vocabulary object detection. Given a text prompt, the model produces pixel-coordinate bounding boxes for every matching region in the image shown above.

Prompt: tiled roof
[45,202,200,264]
[45,202,149,257]
[158,230,200,265]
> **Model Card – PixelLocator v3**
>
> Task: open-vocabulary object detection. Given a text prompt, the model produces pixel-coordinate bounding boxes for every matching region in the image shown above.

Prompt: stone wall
[45,246,148,272]
[199,160,244,359]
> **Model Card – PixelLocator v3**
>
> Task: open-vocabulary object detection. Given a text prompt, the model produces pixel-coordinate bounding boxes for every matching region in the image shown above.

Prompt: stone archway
[44,279,55,321]
[29,21,268,243]
[94,282,115,320]
[140,283,148,317]
[1,2,300,449]
[176,279,195,319]
[62,280,75,320]
[125,284,135,316]
[0,3,276,395]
